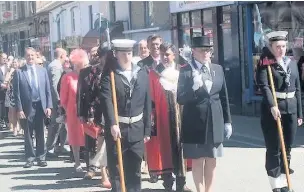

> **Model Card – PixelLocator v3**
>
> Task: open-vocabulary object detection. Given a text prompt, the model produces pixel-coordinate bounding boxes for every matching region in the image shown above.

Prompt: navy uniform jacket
[177,60,231,144]
[257,57,303,118]
[99,63,152,142]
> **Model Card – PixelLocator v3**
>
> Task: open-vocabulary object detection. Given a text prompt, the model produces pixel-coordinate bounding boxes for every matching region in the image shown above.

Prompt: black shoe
[23,161,34,168]
[46,152,58,158]
[289,168,294,174]
[37,160,47,167]
[281,187,290,192]
[273,189,281,192]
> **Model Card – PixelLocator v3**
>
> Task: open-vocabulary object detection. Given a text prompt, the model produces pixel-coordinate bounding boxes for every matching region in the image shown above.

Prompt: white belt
[276,91,295,99]
[118,113,143,124]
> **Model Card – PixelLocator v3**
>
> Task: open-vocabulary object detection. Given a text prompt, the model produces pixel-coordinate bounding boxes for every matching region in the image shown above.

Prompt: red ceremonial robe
[145,69,191,175]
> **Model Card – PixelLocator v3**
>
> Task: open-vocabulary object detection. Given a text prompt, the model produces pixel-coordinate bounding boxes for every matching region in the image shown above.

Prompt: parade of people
[2,1,304,192]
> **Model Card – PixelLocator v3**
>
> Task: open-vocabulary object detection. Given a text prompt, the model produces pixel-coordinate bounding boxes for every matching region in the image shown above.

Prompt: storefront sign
[170,1,235,13]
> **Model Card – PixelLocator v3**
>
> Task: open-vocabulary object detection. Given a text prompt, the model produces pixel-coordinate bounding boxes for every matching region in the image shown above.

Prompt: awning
[81,21,125,51]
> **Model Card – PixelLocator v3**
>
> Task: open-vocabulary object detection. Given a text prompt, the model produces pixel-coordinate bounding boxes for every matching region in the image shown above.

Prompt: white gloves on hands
[224,123,233,140]
[270,106,281,120]
[192,70,203,91]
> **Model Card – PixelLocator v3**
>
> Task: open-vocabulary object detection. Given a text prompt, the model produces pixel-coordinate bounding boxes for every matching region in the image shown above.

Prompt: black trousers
[19,101,46,162]
[261,111,297,178]
[106,135,144,192]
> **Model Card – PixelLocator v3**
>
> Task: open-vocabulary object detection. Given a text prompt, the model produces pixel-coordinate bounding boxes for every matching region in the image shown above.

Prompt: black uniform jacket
[137,55,155,69]
[257,56,303,118]
[100,63,152,142]
[177,59,231,144]
[76,66,92,119]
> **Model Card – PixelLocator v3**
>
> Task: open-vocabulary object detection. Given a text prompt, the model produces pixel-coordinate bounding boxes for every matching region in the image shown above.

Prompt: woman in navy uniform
[177,36,232,192]
[99,39,152,192]
[257,31,303,192]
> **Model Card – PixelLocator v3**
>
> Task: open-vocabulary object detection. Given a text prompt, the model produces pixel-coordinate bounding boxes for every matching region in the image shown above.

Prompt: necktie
[202,65,212,81]
[29,67,39,100]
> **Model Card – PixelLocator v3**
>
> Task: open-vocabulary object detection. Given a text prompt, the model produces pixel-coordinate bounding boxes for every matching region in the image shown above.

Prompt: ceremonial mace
[263,58,294,192]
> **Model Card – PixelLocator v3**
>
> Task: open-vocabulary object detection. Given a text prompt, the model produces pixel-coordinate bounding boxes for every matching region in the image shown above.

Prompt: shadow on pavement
[0,154,24,159]
[142,189,167,192]
[0,164,24,169]
[0,141,24,148]
[1,167,74,176]
[10,179,101,191]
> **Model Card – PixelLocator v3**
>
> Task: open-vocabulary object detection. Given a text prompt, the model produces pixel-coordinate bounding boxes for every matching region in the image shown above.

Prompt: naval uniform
[257,45,302,191]
[99,59,152,192]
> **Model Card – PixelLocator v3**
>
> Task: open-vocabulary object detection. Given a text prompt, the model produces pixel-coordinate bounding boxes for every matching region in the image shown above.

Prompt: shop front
[170,1,243,114]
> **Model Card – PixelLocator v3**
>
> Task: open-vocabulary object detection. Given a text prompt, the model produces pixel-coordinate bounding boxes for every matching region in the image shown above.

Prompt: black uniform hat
[191,36,213,48]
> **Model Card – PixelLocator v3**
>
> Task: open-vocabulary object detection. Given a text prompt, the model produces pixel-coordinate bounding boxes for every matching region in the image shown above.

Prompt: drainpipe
[49,11,54,60]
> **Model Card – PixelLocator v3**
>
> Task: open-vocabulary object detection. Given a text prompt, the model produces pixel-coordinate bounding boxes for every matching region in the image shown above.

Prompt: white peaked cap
[265,31,288,42]
[111,39,137,51]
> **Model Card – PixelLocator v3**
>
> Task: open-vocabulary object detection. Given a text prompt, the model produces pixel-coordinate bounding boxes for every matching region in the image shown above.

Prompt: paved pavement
[1,115,304,192]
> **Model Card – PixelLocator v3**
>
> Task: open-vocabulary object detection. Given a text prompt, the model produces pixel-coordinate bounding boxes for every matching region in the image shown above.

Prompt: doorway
[217,5,242,114]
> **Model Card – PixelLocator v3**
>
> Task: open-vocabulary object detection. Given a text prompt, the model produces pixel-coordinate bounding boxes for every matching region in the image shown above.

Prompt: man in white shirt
[0,53,8,129]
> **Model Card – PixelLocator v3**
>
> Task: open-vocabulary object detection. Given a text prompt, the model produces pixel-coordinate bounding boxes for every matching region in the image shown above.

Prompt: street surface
[1,115,304,192]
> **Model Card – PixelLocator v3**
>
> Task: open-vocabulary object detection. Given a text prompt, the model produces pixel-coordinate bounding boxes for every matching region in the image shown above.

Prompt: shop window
[191,11,202,37]
[203,9,213,44]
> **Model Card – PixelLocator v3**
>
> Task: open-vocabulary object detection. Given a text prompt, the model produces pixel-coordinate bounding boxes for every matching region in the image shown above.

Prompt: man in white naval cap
[99,39,152,192]
[257,31,302,192]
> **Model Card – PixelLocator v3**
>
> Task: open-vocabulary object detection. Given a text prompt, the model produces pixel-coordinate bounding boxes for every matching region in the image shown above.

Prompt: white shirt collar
[194,59,210,72]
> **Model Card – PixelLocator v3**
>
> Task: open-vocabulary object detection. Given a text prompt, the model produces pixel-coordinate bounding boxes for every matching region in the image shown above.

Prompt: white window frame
[70,6,77,33]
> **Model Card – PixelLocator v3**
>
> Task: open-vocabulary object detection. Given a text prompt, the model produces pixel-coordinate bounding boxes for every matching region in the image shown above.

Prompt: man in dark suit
[13,47,53,168]
[137,34,162,69]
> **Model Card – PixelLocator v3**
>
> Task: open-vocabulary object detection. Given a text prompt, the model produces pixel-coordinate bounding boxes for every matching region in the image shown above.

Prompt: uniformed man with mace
[99,39,152,192]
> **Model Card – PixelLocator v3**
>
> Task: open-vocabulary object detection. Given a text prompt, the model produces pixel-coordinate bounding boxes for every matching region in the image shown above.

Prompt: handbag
[84,123,102,139]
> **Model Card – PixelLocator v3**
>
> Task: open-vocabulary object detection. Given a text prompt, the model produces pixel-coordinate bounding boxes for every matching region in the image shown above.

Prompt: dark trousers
[106,136,143,192]
[261,112,297,178]
[46,103,67,152]
[0,101,5,120]
[20,101,46,162]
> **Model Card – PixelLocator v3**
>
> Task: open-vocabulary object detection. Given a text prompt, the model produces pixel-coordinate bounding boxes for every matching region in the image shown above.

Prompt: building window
[19,2,25,18]
[89,5,93,30]
[12,2,17,20]
[110,1,116,22]
[145,1,154,27]
[71,7,76,33]
[57,18,61,40]
[5,2,10,11]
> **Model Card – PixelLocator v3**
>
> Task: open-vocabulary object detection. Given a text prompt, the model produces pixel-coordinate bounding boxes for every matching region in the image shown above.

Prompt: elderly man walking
[46,48,69,157]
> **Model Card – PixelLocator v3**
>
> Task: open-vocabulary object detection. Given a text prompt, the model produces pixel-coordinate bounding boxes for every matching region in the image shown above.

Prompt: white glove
[224,123,232,140]
[192,71,203,91]
[270,106,281,120]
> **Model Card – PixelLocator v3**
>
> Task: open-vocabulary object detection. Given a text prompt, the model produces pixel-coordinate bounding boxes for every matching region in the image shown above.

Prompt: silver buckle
[129,117,132,124]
